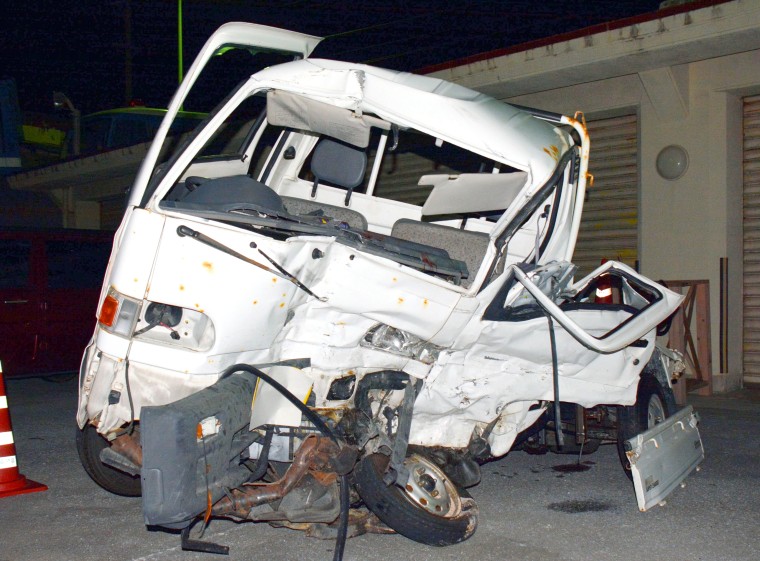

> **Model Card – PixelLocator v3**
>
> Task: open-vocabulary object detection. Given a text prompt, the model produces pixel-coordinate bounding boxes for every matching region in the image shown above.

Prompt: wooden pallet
[665,280,713,404]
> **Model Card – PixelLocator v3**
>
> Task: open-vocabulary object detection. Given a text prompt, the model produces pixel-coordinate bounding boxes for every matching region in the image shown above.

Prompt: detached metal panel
[742,95,760,381]
[573,114,639,275]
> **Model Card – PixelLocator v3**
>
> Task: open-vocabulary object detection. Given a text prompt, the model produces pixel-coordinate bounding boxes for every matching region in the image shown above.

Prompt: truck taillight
[98,287,141,337]
[98,293,120,327]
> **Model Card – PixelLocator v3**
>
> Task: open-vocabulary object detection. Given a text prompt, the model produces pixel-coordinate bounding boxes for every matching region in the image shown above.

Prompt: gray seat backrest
[391,219,490,288]
[310,139,367,205]
[180,175,285,212]
[282,196,368,230]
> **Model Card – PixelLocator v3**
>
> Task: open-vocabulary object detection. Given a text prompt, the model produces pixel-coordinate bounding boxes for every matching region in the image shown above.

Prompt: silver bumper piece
[626,405,704,512]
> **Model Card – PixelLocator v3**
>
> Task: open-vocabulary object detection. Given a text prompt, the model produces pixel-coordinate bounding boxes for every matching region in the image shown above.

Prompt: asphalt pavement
[0,375,758,561]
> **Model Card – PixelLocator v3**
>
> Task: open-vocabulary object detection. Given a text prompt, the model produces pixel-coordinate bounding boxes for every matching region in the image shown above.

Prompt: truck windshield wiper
[177,225,327,302]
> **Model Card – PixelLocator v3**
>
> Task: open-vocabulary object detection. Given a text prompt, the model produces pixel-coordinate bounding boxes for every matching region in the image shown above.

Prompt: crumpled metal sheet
[408,309,654,452]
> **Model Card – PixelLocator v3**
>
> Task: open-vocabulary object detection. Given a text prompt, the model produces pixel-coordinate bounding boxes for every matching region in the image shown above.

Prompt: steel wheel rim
[647,393,665,428]
[400,454,461,518]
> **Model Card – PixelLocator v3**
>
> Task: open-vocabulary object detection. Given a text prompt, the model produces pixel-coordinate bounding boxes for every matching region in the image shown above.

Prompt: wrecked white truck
[75,22,703,556]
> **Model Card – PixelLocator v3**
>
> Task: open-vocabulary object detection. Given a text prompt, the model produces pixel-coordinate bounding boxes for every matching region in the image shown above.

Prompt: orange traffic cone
[595,274,613,304]
[0,361,47,498]
[595,258,613,304]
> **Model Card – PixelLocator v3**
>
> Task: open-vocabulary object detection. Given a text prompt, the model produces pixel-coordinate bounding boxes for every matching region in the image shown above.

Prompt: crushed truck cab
[75,21,702,555]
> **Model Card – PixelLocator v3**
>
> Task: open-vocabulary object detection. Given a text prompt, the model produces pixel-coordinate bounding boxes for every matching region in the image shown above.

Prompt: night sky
[3,0,667,116]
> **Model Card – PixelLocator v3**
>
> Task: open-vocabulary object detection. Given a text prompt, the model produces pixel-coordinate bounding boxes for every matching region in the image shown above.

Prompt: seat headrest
[311,139,367,190]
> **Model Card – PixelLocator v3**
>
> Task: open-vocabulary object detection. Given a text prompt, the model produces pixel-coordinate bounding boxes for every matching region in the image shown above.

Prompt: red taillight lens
[98,294,119,327]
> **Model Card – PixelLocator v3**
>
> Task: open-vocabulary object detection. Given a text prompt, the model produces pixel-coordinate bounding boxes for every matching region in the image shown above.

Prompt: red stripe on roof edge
[418,0,734,75]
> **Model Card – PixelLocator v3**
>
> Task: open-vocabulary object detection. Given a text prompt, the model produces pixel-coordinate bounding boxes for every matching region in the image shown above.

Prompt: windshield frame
[141,81,259,209]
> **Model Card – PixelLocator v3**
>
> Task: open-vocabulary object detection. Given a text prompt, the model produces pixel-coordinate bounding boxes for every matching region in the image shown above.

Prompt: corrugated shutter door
[373,150,460,205]
[742,95,760,380]
[373,152,436,205]
[573,114,639,275]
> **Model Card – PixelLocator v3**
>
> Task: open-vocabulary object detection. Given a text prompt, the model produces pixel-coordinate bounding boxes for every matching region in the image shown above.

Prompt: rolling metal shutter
[742,95,760,381]
[372,140,466,206]
[573,114,639,275]
[372,150,442,205]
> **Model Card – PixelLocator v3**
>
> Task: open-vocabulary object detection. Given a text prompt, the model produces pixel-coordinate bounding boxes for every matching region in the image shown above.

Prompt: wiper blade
[176,225,326,302]
[168,204,467,281]
[160,201,354,236]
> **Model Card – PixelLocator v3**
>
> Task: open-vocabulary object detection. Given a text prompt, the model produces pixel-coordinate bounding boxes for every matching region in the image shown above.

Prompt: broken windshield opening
[151,85,577,292]
[142,81,252,206]
[369,127,516,208]
[160,190,471,285]
[184,48,295,114]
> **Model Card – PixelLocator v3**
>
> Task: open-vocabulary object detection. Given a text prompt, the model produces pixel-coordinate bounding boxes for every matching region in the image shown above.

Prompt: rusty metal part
[270,507,396,540]
[328,444,358,475]
[111,432,143,467]
[211,435,339,518]
[311,406,347,424]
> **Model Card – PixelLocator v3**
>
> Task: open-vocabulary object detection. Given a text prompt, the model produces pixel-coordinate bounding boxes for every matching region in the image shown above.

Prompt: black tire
[354,453,478,546]
[76,424,142,497]
[617,374,677,478]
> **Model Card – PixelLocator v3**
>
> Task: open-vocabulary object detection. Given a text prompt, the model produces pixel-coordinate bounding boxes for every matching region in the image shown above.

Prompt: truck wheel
[617,374,677,479]
[354,452,478,546]
[76,425,142,497]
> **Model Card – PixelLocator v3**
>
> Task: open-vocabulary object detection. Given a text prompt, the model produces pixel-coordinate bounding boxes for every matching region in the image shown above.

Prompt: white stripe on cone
[0,431,13,446]
[0,396,6,409]
[0,455,17,469]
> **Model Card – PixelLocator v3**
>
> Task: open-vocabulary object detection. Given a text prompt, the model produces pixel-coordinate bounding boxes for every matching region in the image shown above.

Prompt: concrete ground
[1,375,758,561]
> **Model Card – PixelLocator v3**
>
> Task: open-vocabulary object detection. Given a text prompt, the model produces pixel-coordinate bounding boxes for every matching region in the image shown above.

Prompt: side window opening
[297,136,369,194]
[195,94,267,161]
[249,123,287,182]
[182,50,294,115]
[372,128,507,207]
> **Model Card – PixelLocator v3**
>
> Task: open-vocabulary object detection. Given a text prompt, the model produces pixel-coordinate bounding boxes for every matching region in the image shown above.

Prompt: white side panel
[250,366,312,429]
[420,172,528,216]
[108,208,166,300]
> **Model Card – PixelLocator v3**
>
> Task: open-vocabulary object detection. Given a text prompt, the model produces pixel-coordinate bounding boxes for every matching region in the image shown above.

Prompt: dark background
[2,1,667,116]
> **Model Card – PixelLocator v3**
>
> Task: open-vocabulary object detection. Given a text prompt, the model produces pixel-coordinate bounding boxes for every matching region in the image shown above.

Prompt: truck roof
[250,57,571,185]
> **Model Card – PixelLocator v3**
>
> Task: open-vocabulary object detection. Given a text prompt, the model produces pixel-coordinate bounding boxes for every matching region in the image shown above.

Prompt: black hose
[545,314,564,449]
[334,474,350,561]
[219,364,349,561]
[114,359,136,438]
[245,427,273,482]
